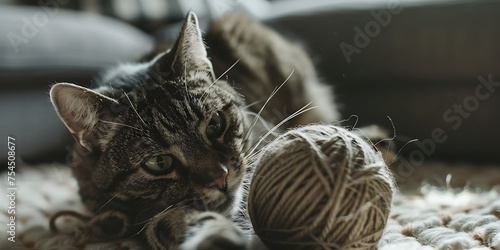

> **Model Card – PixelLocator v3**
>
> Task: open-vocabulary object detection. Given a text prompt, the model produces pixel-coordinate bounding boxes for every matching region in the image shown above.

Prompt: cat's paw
[179,212,247,250]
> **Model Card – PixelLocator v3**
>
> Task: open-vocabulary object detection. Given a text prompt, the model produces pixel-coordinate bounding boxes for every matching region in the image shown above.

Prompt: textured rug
[1,163,500,249]
[380,188,500,250]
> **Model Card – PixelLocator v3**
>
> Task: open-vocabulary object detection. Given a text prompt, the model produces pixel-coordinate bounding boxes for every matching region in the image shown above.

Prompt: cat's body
[50,13,338,249]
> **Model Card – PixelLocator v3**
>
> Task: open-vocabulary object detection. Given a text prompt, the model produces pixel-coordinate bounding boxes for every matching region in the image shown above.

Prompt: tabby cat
[50,12,338,249]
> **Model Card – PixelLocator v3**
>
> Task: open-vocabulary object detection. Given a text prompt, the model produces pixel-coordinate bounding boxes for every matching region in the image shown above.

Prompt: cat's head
[50,13,248,215]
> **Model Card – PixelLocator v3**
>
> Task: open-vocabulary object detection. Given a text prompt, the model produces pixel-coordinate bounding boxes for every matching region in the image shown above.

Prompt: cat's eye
[206,111,226,140]
[144,155,176,174]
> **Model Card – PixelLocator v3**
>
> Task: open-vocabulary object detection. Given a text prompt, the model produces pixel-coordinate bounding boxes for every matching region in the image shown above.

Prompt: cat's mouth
[202,186,233,211]
[205,192,233,213]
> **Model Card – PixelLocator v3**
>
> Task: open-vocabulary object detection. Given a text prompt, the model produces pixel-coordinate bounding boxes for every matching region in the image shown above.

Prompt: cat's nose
[209,169,228,191]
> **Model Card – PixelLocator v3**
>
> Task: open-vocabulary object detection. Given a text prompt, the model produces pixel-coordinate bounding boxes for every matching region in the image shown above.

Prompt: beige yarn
[248,124,394,250]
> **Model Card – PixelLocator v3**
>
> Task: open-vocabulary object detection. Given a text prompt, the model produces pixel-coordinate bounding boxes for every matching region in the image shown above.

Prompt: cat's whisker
[244,143,267,165]
[243,100,262,110]
[121,89,148,128]
[208,59,240,90]
[93,195,117,215]
[132,218,154,237]
[200,59,241,102]
[131,205,175,237]
[241,69,295,150]
[134,216,154,227]
[246,102,317,158]
[243,111,276,137]
[136,205,175,226]
[100,120,143,132]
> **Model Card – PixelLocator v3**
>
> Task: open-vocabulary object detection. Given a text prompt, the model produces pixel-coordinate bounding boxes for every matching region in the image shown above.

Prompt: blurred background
[1,0,499,186]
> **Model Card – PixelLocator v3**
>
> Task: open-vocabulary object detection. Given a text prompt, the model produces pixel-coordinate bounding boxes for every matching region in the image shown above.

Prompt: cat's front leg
[145,208,247,250]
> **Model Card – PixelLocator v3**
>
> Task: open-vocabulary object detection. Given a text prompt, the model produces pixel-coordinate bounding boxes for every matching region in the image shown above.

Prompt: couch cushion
[0,5,154,163]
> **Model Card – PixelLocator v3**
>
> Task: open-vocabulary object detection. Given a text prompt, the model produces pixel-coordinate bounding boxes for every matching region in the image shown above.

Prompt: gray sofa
[0,5,154,163]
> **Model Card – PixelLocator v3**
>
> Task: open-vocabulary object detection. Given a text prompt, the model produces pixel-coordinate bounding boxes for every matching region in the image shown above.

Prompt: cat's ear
[153,12,215,80]
[50,83,118,151]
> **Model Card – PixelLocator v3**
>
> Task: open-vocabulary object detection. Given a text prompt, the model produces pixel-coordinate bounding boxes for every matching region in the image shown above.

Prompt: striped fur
[50,12,339,249]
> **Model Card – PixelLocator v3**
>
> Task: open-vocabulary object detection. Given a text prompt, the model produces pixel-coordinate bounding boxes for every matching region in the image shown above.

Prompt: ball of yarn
[248,124,394,249]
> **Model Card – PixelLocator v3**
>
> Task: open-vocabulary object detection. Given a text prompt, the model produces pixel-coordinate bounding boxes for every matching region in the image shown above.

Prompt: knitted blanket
[1,164,499,249]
